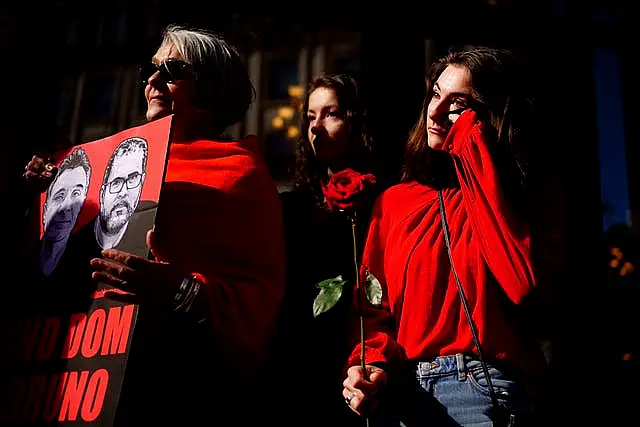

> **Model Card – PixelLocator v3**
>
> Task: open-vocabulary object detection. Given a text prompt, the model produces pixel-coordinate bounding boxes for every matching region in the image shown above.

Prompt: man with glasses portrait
[95,137,151,251]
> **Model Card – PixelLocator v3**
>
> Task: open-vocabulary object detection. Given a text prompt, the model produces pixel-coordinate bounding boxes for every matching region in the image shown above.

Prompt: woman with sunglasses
[340,46,550,426]
[23,24,286,425]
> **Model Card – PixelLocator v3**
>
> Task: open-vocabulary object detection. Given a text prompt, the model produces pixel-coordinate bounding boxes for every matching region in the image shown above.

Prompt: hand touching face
[426,65,473,150]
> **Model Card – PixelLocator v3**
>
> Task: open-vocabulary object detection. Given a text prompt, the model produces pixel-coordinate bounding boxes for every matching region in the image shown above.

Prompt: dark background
[3,1,639,424]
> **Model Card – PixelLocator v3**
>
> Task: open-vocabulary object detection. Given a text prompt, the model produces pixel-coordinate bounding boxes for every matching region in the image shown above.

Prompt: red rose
[322,168,377,212]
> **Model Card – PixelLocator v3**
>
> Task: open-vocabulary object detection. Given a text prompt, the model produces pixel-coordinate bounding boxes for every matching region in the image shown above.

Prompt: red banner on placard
[1,115,173,426]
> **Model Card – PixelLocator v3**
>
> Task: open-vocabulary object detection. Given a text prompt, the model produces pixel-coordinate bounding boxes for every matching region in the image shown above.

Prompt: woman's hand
[342,364,388,416]
[23,154,57,193]
[90,248,185,308]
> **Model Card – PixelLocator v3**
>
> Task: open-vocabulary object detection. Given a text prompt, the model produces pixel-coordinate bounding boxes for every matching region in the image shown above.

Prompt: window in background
[54,77,78,128]
[83,73,117,120]
[75,14,100,48]
[263,54,304,189]
[78,71,120,143]
[327,35,361,74]
[594,45,630,231]
[102,10,128,44]
[263,101,301,187]
[332,56,361,73]
[266,57,299,100]
[52,16,76,47]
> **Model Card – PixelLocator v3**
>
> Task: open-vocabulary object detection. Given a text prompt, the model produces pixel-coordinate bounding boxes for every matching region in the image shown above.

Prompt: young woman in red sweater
[341,46,547,426]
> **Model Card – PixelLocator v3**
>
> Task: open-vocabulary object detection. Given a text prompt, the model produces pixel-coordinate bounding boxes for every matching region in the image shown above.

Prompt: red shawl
[152,136,286,374]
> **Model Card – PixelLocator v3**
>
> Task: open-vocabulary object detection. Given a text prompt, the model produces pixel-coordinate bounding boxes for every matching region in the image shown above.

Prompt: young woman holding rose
[272,72,379,426]
[341,46,549,426]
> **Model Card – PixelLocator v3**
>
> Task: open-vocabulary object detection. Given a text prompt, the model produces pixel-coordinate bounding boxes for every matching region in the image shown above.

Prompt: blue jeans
[375,354,533,427]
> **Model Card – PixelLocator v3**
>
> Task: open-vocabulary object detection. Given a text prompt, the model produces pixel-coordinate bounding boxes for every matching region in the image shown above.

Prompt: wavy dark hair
[293,72,374,202]
[402,45,535,213]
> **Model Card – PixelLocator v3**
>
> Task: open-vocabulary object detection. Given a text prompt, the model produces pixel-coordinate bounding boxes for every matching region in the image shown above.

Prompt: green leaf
[365,271,383,307]
[313,275,347,318]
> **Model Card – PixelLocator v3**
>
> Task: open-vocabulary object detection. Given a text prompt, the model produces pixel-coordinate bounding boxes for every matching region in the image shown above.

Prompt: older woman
[24,25,285,425]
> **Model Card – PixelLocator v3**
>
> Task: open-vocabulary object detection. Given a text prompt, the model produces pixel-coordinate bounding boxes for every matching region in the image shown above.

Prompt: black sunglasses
[138,60,192,85]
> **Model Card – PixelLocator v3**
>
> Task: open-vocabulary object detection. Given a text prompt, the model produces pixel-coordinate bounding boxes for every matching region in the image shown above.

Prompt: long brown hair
[402,46,534,211]
[293,72,374,202]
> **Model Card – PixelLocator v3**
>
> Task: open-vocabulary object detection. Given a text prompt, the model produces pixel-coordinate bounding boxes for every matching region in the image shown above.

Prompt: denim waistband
[411,353,478,381]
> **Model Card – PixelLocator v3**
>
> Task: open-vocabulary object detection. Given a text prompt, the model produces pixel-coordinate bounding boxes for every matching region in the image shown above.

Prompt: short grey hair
[161,24,255,130]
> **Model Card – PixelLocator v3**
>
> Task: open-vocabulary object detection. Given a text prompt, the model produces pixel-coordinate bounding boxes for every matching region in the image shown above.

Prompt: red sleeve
[195,172,285,373]
[346,196,405,369]
[156,142,286,375]
[195,263,284,371]
[450,111,535,304]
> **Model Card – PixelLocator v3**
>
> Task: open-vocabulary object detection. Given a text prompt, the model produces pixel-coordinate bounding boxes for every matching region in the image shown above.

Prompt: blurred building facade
[5,0,637,228]
[41,0,559,188]
[44,5,372,190]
